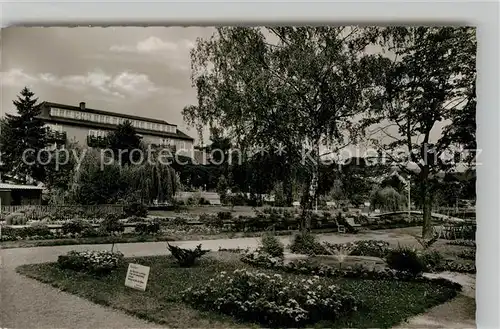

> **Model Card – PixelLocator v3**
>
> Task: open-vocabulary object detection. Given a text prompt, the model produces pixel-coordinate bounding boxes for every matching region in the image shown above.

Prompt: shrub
[289,232,326,255]
[100,216,124,235]
[57,250,124,274]
[135,220,161,235]
[199,213,224,229]
[80,226,107,238]
[167,243,210,267]
[25,223,52,237]
[458,249,476,260]
[420,250,444,271]
[182,269,360,327]
[241,250,285,268]
[385,247,425,276]
[217,211,232,221]
[260,232,284,258]
[123,202,148,218]
[171,217,188,226]
[62,219,92,235]
[5,213,27,225]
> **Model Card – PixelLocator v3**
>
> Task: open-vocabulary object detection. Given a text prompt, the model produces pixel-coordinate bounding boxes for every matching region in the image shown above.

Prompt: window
[112,117,118,124]
[146,122,152,130]
[50,108,60,117]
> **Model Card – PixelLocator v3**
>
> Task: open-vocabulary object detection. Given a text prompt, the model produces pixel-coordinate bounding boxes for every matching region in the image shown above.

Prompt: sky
[1,27,216,142]
[1,26,449,154]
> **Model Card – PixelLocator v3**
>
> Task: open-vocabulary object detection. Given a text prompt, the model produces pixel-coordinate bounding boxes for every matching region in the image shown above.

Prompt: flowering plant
[57,250,124,274]
[323,240,390,258]
[182,269,359,327]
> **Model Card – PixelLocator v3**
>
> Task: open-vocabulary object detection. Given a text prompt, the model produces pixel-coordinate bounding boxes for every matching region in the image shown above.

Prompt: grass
[16,253,460,329]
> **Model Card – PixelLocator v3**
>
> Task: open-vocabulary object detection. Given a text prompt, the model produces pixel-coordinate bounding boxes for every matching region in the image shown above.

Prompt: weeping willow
[371,187,406,212]
[124,161,177,204]
[69,149,177,205]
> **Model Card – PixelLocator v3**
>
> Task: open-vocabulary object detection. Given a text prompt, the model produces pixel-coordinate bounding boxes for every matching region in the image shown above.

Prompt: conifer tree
[0,87,47,183]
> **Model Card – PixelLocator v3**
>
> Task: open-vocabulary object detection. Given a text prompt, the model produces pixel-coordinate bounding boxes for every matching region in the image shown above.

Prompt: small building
[0,183,44,206]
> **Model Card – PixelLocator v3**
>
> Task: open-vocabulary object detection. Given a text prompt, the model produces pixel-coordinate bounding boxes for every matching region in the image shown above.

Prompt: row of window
[44,124,189,149]
[50,107,177,133]
[87,129,186,148]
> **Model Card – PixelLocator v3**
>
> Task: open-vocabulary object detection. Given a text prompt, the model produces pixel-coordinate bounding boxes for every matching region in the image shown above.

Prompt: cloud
[1,68,38,87]
[1,68,168,99]
[110,36,194,54]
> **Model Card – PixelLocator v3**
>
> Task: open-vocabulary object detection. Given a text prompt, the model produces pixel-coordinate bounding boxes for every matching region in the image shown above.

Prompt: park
[0,26,476,328]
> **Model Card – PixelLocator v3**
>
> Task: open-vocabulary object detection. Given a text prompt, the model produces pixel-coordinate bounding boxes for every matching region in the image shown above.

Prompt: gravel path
[0,228,467,329]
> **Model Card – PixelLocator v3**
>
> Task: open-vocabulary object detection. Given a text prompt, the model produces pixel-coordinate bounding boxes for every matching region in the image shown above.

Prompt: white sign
[125,263,150,291]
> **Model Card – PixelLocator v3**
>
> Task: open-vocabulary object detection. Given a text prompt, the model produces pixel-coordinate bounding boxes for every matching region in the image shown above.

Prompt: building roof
[0,183,44,191]
[41,101,174,126]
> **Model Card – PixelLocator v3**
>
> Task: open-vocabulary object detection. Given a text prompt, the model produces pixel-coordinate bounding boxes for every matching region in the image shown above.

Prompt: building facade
[37,101,194,155]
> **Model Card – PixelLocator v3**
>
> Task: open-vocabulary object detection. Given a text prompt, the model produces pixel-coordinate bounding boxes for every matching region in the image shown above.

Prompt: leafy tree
[44,141,81,190]
[0,87,47,183]
[70,150,126,204]
[183,27,378,228]
[107,120,143,165]
[361,27,476,237]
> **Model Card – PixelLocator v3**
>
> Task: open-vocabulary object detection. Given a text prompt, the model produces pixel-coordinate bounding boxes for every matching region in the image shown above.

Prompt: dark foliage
[123,202,148,218]
[385,247,425,276]
[167,242,210,267]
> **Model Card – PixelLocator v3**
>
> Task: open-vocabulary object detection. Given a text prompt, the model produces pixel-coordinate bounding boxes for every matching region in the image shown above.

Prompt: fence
[0,204,124,220]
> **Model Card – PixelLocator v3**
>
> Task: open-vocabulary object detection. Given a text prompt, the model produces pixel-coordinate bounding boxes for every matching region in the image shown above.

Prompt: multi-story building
[37,101,195,156]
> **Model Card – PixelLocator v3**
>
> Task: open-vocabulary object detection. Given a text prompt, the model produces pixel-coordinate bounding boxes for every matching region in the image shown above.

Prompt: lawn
[16,252,459,329]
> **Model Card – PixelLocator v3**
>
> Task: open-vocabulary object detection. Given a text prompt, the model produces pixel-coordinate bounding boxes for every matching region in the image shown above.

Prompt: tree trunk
[300,179,314,232]
[420,168,433,238]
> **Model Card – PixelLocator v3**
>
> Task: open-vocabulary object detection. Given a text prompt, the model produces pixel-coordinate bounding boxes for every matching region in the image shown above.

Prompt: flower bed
[57,250,124,275]
[324,240,390,258]
[241,251,464,289]
[182,268,360,327]
[434,261,476,274]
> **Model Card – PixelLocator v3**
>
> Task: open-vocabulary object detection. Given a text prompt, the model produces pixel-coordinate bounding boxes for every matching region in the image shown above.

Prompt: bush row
[1,216,163,241]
